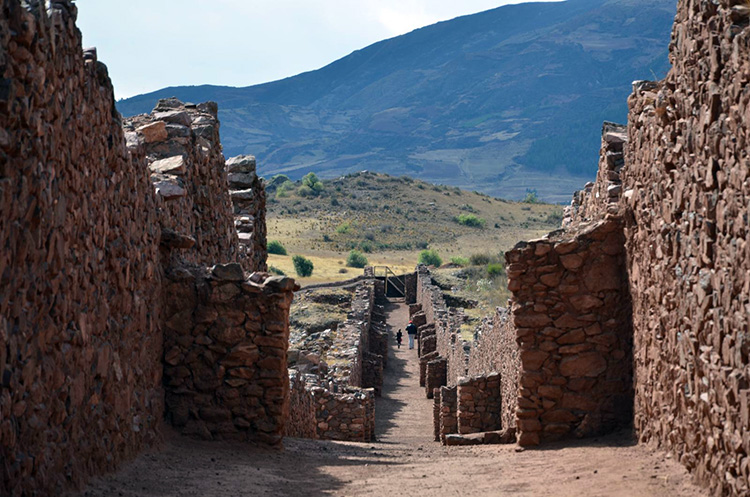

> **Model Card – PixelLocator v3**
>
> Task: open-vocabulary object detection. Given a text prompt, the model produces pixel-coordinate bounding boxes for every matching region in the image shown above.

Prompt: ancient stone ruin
[3,0,750,495]
[1,2,289,494]
[411,0,750,493]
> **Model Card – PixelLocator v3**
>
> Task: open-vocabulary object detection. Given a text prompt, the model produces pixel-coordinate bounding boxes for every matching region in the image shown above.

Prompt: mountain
[118,0,676,202]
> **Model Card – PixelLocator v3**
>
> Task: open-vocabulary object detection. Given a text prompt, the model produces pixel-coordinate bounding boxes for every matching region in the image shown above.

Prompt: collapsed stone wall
[0,2,163,494]
[162,264,296,446]
[311,386,376,442]
[621,1,750,493]
[507,219,633,446]
[467,308,519,431]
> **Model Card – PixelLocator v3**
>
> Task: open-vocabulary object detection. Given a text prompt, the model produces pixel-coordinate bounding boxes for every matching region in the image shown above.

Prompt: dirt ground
[80,302,706,497]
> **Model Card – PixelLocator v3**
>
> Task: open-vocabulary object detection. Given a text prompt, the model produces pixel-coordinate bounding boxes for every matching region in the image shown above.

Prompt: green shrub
[522,188,539,204]
[419,249,443,267]
[336,222,351,234]
[450,257,470,266]
[487,263,504,277]
[297,184,315,197]
[301,172,324,195]
[269,265,285,276]
[454,213,486,228]
[358,240,374,253]
[292,255,314,277]
[268,240,287,256]
[470,253,492,266]
[346,250,369,268]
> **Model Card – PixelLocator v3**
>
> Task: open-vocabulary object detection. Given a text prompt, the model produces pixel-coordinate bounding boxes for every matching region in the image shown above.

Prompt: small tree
[522,188,539,204]
[419,249,443,267]
[292,255,314,277]
[346,250,368,268]
[268,240,287,256]
[300,172,324,196]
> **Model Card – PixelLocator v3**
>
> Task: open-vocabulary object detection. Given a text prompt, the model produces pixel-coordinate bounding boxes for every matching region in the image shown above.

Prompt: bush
[268,240,287,256]
[336,222,351,234]
[292,255,314,277]
[301,172,324,195]
[522,188,539,204]
[346,250,368,268]
[338,268,348,274]
[419,249,443,267]
[469,253,492,266]
[450,257,470,266]
[269,265,285,276]
[487,263,504,277]
[358,240,374,253]
[454,213,486,228]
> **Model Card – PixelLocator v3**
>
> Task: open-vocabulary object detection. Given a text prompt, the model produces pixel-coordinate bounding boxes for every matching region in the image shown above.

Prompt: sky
[76,0,557,100]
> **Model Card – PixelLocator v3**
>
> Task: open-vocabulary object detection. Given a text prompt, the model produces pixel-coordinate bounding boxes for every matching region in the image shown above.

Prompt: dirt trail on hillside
[81,301,704,497]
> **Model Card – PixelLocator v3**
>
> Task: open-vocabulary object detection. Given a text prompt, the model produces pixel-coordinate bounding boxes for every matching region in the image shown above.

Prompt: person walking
[396,329,403,349]
[406,321,418,350]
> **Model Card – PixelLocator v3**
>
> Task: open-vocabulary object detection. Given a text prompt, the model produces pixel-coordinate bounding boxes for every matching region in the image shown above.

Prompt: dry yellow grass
[266,172,563,284]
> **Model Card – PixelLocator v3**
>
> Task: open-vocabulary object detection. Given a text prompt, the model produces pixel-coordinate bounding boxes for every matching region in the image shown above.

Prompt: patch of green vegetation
[336,222,352,234]
[450,256,470,266]
[419,249,443,267]
[454,213,486,228]
[522,188,539,204]
[292,255,314,277]
[268,240,287,256]
[269,265,285,276]
[346,250,368,268]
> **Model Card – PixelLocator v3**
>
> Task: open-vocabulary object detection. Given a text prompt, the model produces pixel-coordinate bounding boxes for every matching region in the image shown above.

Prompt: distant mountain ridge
[118,0,677,202]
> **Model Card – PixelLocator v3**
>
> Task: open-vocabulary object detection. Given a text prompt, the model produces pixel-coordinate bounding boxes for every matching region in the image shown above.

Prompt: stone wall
[439,386,458,443]
[457,374,502,435]
[311,386,376,442]
[1,3,163,494]
[467,308,519,431]
[226,155,267,272]
[286,280,384,442]
[124,99,244,269]
[162,264,297,446]
[285,372,318,439]
[415,268,470,388]
[621,0,750,492]
[563,123,627,229]
[507,219,633,446]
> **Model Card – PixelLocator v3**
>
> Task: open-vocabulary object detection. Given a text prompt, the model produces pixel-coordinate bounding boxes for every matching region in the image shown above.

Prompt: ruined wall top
[123,99,245,269]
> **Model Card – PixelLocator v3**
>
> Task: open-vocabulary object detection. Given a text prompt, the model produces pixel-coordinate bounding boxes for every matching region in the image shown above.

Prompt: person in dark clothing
[405,321,418,350]
[396,329,403,349]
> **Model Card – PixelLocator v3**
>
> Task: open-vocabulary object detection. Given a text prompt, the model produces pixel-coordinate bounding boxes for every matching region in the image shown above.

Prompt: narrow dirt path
[81,301,705,497]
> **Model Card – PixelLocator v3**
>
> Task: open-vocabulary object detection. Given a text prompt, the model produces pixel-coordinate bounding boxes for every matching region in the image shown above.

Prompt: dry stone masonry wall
[621,0,750,493]
[285,280,382,442]
[1,2,292,494]
[226,155,267,272]
[162,264,297,446]
[506,219,633,446]
[0,3,164,494]
[124,99,247,270]
[564,123,628,229]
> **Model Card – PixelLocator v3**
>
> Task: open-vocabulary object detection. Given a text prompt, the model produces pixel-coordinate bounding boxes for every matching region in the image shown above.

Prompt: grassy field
[266,171,563,285]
